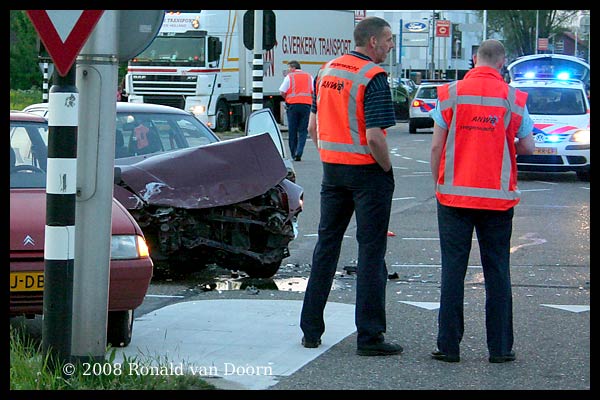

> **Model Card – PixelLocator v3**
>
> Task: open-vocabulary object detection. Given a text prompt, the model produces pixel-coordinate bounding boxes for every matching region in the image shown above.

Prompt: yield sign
[26,10,104,77]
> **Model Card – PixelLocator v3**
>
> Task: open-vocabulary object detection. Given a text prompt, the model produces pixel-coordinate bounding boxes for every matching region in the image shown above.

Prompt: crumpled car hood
[114,133,287,210]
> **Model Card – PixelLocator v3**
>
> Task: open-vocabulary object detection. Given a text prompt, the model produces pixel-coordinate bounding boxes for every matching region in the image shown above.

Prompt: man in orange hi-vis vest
[299,17,403,357]
[430,39,535,364]
[279,60,314,161]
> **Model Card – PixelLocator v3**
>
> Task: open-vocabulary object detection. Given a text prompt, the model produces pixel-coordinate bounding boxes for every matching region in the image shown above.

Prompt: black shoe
[431,349,460,363]
[294,156,301,161]
[489,351,516,363]
[301,337,321,348]
[356,342,403,356]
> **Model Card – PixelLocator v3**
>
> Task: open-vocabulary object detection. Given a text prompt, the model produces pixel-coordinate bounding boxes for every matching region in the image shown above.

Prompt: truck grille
[131,75,197,96]
[143,95,186,110]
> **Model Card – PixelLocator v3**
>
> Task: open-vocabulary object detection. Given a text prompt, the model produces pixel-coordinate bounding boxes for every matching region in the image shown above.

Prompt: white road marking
[398,301,440,310]
[540,304,590,313]
[113,300,356,390]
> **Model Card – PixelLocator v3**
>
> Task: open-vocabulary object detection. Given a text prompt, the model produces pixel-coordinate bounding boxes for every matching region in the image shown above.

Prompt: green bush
[10,88,42,111]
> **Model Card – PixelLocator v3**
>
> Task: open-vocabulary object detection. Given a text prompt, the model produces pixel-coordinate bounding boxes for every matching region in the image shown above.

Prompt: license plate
[10,272,44,292]
[534,147,557,155]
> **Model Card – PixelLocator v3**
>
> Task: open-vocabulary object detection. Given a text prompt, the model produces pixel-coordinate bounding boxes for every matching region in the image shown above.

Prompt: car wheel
[576,170,590,182]
[409,120,417,134]
[242,260,282,279]
[107,310,134,348]
[214,100,230,132]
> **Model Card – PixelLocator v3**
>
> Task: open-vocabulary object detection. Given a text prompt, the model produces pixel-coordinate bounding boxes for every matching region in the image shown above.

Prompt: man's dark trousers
[436,201,515,357]
[301,163,394,345]
[286,103,311,159]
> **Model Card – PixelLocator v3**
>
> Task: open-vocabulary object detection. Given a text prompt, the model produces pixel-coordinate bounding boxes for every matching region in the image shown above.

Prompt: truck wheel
[107,310,134,347]
[215,100,230,132]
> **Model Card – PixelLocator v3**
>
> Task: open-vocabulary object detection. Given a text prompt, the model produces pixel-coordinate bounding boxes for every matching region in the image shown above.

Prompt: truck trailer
[125,10,355,131]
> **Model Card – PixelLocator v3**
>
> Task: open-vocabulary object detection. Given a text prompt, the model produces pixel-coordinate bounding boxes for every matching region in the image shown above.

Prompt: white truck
[125,10,355,131]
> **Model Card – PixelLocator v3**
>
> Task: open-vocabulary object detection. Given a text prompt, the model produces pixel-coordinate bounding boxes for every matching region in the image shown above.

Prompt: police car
[408,79,453,134]
[508,55,590,181]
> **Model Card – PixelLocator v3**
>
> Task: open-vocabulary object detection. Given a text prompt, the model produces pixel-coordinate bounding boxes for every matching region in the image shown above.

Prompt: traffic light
[243,10,276,51]
[469,57,475,69]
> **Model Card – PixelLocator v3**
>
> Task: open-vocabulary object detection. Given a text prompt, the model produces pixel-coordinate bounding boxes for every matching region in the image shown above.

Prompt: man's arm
[366,127,392,172]
[430,122,448,185]
[279,76,290,100]
[515,132,535,155]
[308,112,318,149]
[514,104,535,155]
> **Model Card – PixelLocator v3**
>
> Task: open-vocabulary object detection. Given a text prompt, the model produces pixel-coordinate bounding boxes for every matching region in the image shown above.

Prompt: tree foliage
[480,10,581,60]
[10,10,42,90]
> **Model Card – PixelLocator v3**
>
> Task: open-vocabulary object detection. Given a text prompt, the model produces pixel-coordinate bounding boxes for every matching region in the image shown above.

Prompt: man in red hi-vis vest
[279,60,313,161]
[430,39,535,364]
[299,17,403,357]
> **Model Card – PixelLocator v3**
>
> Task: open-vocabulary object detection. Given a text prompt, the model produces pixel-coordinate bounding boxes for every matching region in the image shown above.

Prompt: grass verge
[9,325,217,390]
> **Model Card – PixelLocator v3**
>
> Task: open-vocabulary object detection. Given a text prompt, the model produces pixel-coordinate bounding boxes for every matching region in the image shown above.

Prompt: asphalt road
[13,121,590,390]
[141,121,590,390]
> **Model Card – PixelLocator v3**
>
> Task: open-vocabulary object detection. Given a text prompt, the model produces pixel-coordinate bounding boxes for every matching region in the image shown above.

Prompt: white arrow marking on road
[510,232,547,253]
[541,304,590,313]
[398,301,440,310]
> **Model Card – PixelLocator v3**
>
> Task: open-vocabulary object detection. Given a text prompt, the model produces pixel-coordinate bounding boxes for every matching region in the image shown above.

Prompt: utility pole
[535,10,539,54]
[252,10,263,112]
[483,10,487,41]
[430,10,435,79]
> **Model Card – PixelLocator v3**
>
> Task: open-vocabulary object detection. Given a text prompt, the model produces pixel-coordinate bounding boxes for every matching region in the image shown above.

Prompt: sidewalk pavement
[112,299,356,390]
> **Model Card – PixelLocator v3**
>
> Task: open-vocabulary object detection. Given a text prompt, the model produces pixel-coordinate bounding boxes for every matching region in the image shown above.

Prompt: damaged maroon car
[112,103,303,278]
[24,102,303,278]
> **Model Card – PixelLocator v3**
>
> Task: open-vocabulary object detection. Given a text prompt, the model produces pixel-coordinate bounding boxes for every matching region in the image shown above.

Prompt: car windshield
[10,120,48,189]
[417,86,439,100]
[115,111,218,158]
[519,87,587,116]
[11,111,220,188]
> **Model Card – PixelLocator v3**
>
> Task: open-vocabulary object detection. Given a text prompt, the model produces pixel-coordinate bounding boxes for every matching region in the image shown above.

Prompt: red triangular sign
[26,10,104,77]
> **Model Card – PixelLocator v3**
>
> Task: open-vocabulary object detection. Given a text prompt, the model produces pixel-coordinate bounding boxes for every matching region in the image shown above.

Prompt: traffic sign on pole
[436,20,451,37]
[26,10,104,76]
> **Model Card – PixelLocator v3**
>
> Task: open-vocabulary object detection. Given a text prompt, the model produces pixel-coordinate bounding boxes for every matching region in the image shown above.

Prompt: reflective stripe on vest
[316,57,384,160]
[437,81,527,209]
[286,71,313,104]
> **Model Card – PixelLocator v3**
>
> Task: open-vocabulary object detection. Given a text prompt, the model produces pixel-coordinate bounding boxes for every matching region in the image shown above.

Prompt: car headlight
[111,235,150,259]
[570,129,590,144]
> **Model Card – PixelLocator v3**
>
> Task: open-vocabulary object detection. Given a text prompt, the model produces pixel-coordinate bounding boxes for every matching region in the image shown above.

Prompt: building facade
[367,10,486,81]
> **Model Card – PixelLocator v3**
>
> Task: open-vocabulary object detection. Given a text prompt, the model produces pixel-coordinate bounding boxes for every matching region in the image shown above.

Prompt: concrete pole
[430,10,435,79]
[71,10,119,362]
[535,10,539,54]
[483,10,487,41]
